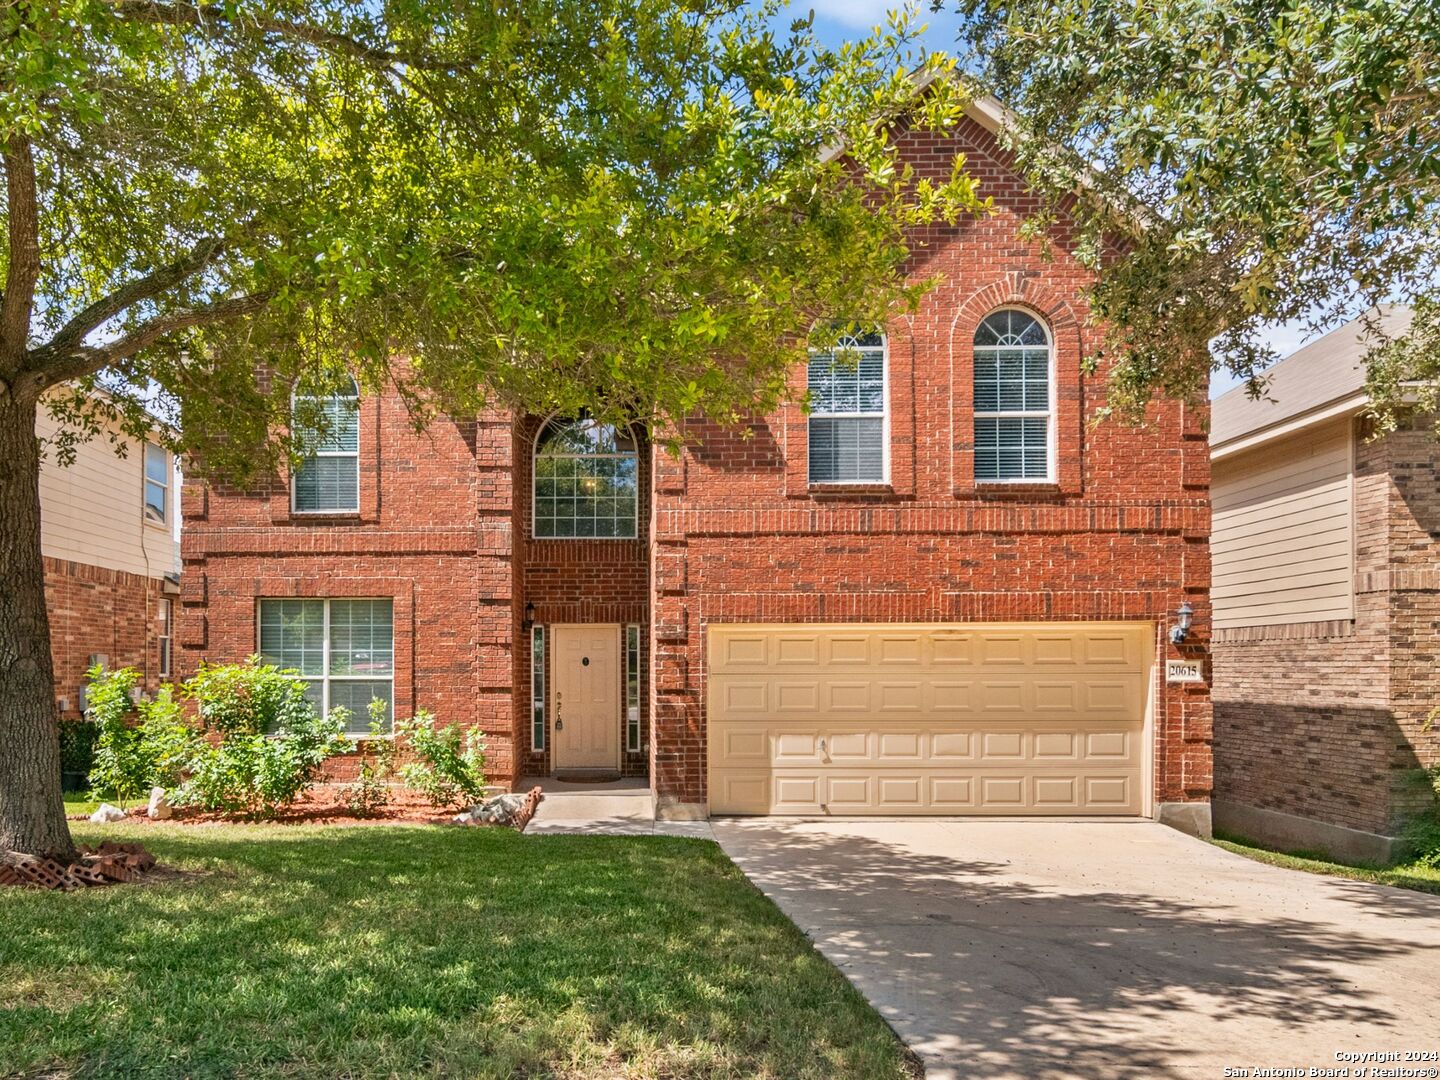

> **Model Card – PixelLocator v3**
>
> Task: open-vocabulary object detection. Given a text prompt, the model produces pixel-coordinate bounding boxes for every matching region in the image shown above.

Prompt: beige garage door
[707,623,1151,815]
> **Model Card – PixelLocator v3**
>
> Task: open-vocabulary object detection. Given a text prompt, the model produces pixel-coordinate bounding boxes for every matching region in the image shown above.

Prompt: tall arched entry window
[533,416,639,538]
[973,310,1053,482]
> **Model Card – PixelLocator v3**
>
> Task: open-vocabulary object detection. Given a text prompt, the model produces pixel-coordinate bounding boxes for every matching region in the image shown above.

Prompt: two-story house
[38,398,181,717]
[180,99,1214,830]
[1211,307,1440,862]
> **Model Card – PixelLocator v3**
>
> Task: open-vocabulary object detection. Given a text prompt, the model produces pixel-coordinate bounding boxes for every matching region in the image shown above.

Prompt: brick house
[1211,307,1440,862]
[180,98,1214,829]
[38,399,181,718]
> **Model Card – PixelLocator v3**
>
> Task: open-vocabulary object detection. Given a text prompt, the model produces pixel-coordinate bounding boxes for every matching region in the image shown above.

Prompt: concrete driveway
[712,819,1440,1080]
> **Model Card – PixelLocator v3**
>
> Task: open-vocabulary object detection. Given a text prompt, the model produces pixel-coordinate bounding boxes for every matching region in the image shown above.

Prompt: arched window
[973,310,1053,482]
[534,416,639,538]
[292,376,360,513]
[808,331,887,484]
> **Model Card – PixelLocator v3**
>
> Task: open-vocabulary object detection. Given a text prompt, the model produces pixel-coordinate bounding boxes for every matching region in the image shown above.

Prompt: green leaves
[955,0,1440,422]
[4,1,984,477]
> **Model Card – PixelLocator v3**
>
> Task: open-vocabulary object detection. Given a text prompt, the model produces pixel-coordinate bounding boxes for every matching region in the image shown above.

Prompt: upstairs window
[533,417,639,538]
[973,310,1053,482]
[292,377,360,513]
[808,332,886,484]
[143,442,169,523]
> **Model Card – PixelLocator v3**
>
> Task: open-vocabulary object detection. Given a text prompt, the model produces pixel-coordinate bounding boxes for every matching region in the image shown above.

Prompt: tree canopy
[950,0,1440,430]
[4,0,986,472]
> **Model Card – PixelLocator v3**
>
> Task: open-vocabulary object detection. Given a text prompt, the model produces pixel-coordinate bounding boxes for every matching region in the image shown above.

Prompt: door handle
[555,691,563,731]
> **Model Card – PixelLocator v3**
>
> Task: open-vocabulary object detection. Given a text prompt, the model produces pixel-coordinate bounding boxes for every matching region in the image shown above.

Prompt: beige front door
[552,625,621,770]
[707,622,1152,815]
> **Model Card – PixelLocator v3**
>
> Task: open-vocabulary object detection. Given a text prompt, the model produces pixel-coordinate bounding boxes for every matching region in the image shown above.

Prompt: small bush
[396,711,486,810]
[178,659,352,818]
[137,685,200,790]
[85,666,149,806]
[342,701,396,817]
[1405,766,1440,868]
[58,720,100,789]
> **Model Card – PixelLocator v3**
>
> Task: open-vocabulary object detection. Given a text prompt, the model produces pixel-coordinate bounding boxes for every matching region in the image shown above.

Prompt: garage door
[707,623,1151,815]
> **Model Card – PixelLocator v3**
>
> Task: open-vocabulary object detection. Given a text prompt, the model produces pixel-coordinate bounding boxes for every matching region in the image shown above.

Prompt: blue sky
[772,1,1316,396]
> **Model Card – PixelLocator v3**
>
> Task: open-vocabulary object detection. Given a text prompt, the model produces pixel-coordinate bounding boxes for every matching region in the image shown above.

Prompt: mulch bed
[67,785,545,829]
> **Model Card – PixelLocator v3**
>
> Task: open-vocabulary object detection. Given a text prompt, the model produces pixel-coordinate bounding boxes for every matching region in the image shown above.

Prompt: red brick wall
[511,417,651,777]
[181,400,521,784]
[648,115,1212,809]
[46,555,169,718]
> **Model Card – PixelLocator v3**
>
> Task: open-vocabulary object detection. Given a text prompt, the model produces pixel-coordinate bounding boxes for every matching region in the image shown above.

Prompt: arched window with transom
[973,310,1053,482]
[291,375,360,513]
[533,416,639,538]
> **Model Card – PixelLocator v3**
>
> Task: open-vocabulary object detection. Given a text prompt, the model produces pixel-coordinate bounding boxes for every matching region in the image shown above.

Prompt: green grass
[0,824,915,1080]
[1211,829,1440,895]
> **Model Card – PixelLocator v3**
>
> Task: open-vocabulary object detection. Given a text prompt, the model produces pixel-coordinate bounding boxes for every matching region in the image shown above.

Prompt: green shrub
[342,701,396,817]
[1405,766,1440,868]
[58,720,100,790]
[85,666,149,806]
[396,711,486,810]
[186,656,319,736]
[178,660,352,818]
[136,685,200,790]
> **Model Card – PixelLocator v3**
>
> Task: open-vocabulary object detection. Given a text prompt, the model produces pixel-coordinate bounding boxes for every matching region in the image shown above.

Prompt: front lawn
[0,824,915,1079]
[1212,830,1440,896]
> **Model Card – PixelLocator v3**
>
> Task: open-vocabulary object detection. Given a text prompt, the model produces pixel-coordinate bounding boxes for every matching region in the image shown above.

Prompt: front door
[552,625,621,770]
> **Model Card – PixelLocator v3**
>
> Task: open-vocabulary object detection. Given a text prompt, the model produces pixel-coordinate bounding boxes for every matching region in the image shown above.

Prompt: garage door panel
[708,623,1150,816]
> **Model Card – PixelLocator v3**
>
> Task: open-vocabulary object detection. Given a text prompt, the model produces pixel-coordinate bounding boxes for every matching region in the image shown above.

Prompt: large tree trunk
[0,384,77,860]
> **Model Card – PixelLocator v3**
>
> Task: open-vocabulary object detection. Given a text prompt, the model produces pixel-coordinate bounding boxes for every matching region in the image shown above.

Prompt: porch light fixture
[1169,602,1194,645]
[522,601,536,631]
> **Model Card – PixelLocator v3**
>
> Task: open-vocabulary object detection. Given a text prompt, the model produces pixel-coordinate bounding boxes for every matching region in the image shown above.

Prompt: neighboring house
[1210,306,1440,862]
[181,99,1213,829]
[37,400,181,717]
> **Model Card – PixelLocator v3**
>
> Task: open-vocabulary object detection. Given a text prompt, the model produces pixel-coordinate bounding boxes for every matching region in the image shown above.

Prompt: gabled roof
[1210,305,1413,458]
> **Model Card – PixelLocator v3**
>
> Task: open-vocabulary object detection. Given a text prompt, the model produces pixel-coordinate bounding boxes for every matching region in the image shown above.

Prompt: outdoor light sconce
[522,601,536,631]
[1169,602,1194,646]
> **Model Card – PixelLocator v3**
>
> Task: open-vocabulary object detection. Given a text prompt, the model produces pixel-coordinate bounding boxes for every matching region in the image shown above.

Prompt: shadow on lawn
[715,821,1436,1080]
[0,824,917,1080]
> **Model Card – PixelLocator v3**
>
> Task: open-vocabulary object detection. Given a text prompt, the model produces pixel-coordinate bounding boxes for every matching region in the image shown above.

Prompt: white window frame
[531,415,640,540]
[806,333,890,485]
[972,308,1056,484]
[290,379,361,515]
[143,442,169,525]
[531,624,546,751]
[624,624,641,752]
[255,597,394,734]
[157,597,172,678]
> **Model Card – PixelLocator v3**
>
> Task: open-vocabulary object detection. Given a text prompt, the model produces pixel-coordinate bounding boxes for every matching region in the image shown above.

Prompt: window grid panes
[808,333,886,483]
[534,418,639,539]
[144,443,168,523]
[532,624,546,751]
[258,598,393,734]
[292,380,360,513]
[625,624,641,752]
[973,311,1052,481]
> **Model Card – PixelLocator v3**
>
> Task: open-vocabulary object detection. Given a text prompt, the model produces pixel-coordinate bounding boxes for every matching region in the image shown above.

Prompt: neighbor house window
[258,598,393,733]
[533,416,639,538]
[808,332,886,483]
[143,442,169,523]
[531,624,546,751]
[292,377,360,513]
[625,624,641,752]
[973,310,1053,482]
[157,597,172,678]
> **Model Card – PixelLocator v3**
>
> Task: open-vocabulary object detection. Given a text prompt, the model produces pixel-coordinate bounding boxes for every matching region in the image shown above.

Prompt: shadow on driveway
[714,819,1440,1080]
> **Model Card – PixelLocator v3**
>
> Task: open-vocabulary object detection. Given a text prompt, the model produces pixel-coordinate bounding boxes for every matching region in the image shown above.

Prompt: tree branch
[1,135,41,379]
[37,234,232,363]
[33,291,273,388]
[110,0,476,72]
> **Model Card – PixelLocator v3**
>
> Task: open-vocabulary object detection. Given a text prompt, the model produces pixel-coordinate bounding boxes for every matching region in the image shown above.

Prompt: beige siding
[36,405,179,579]
[1212,421,1353,628]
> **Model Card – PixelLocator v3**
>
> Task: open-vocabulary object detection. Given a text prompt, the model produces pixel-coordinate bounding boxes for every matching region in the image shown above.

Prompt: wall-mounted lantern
[1169,602,1194,646]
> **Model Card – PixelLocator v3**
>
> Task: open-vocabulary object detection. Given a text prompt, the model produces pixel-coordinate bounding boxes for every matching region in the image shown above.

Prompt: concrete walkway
[522,777,713,838]
[713,818,1440,1080]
